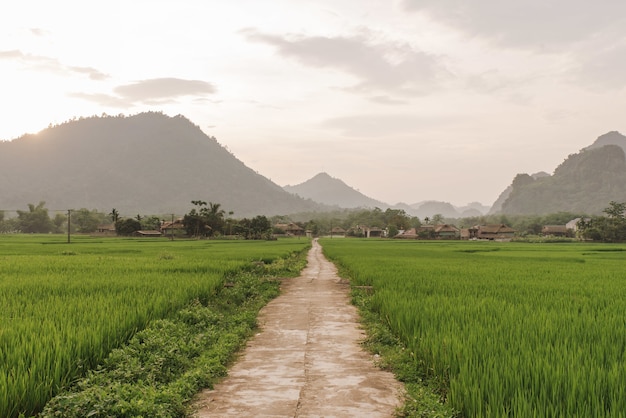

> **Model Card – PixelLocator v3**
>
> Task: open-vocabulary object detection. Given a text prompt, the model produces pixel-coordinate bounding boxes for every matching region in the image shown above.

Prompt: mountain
[0,112,325,217]
[283,172,388,209]
[488,172,550,214]
[496,132,626,215]
[584,131,626,154]
[406,201,490,219]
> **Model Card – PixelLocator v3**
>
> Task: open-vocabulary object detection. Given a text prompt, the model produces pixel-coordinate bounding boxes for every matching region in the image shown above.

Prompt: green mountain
[0,112,325,217]
[498,132,626,215]
[283,172,388,209]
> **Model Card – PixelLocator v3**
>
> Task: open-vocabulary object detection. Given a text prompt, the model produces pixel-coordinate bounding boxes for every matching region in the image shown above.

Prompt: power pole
[67,209,72,243]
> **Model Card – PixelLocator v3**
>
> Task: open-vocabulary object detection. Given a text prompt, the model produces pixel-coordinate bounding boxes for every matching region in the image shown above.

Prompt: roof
[434,224,459,233]
[395,228,418,238]
[476,224,516,234]
[161,221,185,230]
[135,230,162,236]
[542,225,569,233]
[275,222,303,231]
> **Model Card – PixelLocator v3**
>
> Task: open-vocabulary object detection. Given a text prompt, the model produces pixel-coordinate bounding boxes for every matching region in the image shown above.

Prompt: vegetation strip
[0,236,308,418]
[321,239,626,418]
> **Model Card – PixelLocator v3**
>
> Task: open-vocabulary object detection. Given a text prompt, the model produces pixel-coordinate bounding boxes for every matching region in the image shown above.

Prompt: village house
[465,224,516,241]
[160,219,186,237]
[95,223,116,235]
[395,224,460,240]
[541,225,571,237]
[134,230,162,237]
[274,222,304,237]
[566,218,591,232]
[329,226,346,237]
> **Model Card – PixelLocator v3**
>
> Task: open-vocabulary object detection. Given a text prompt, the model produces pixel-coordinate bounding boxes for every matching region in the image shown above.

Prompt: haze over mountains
[0,113,325,217]
[1,113,624,218]
[498,131,626,215]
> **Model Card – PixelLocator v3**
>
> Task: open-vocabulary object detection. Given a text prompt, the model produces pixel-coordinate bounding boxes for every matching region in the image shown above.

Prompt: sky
[1,1,625,207]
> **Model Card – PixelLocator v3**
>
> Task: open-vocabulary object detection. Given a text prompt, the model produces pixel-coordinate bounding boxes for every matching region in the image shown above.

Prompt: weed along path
[194,238,403,417]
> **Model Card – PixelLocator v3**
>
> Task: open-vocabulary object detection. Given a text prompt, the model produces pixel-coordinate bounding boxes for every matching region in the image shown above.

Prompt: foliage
[578,201,626,242]
[322,239,626,417]
[234,215,273,239]
[16,201,54,233]
[115,218,142,235]
[72,208,108,233]
[0,235,310,417]
[183,200,227,237]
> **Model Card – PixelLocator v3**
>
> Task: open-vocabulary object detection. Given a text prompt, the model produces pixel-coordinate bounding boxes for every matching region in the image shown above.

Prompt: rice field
[320,239,626,418]
[0,235,309,418]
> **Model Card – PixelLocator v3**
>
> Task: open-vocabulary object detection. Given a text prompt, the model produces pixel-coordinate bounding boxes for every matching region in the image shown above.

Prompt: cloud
[113,78,216,102]
[569,40,626,90]
[242,29,448,96]
[369,95,410,105]
[321,113,445,137]
[29,28,47,37]
[0,49,109,79]
[402,0,626,50]
[71,78,217,108]
[67,92,131,108]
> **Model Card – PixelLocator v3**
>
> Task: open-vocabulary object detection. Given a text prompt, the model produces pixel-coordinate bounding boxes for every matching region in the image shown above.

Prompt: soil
[194,238,404,417]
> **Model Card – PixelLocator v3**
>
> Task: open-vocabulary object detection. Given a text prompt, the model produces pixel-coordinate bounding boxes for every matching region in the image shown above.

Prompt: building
[468,224,516,241]
[395,224,460,239]
[274,222,304,237]
[161,219,186,237]
[541,225,570,237]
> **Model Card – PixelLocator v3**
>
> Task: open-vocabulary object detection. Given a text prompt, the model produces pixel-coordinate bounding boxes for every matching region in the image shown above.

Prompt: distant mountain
[496,132,626,215]
[409,201,459,219]
[0,112,325,217]
[406,201,490,219]
[488,172,550,214]
[584,131,626,154]
[283,172,388,209]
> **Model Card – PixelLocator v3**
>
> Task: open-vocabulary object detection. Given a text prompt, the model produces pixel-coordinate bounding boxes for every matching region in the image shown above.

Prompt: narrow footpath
[194,239,403,417]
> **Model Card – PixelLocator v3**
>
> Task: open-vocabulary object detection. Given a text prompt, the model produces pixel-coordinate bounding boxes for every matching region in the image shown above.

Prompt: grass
[320,239,626,418]
[0,235,309,418]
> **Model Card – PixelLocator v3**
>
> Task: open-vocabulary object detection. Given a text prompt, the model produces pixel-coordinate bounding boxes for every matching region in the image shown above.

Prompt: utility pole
[67,209,72,243]
[170,213,175,240]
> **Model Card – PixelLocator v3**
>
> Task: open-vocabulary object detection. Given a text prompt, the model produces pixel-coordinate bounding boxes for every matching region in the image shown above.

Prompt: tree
[16,202,54,233]
[205,202,226,236]
[234,215,272,240]
[73,208,107,233]
[115,218,141,236]
[141,216,162,231]
[603,201,626,219]
[579,201,626,242]
[432,214,444,225]
[109,208,120,224]
[53,213,67,233]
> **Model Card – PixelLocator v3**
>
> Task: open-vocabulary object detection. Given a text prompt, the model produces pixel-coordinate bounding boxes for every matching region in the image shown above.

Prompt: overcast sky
[2,1,625,206]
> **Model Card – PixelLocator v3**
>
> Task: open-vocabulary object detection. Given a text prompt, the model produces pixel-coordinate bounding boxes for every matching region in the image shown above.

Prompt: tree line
[2,200,625,242]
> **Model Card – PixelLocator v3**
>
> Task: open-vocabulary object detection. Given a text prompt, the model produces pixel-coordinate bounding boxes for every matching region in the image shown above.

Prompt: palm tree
[109,208,120,224]
[206,202,226,236]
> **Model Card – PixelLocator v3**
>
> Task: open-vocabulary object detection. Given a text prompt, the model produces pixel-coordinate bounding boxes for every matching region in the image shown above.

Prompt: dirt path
[194,239,403,417]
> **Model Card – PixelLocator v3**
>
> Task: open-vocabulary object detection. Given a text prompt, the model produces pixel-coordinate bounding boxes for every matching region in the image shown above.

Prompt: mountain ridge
[0,112,326,217]
[283,172,388,209]
[496,131,626,215]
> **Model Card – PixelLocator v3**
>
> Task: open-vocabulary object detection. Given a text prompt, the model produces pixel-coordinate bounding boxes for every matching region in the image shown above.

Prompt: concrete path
[194,239,403,417]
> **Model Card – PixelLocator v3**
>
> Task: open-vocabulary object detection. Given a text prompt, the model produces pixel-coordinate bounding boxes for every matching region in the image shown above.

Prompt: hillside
[498,132,626,215]
[488,172,550,214]
[0,112,325,217]
[283,172,388,209]
[408,201,490,219]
